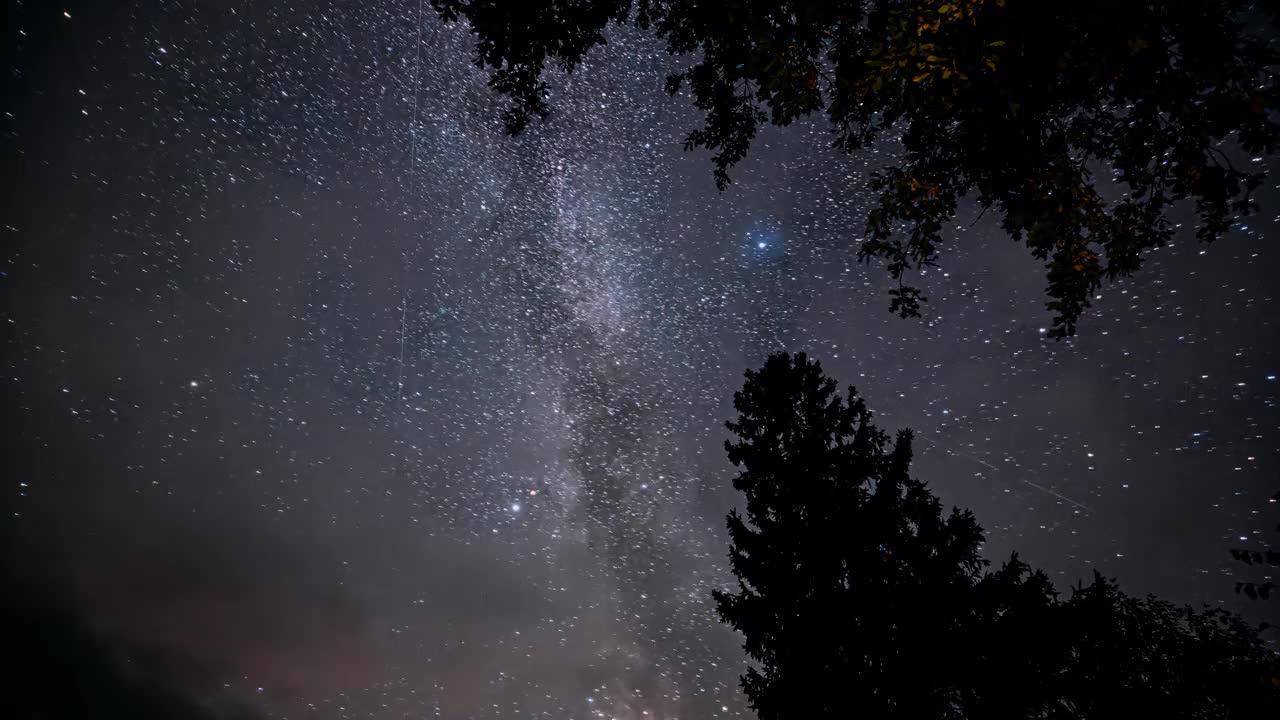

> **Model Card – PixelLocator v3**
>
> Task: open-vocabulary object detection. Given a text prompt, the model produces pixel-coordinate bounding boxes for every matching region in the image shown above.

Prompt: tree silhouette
[1230,489,1280,601]
[433,1,1279,337]
[714,352,1280,718]
[1060,573,1280,718]
[712,351,986,718]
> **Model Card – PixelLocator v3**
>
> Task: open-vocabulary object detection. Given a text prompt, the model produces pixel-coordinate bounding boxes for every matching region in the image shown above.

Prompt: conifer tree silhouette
[714,352,1280,719]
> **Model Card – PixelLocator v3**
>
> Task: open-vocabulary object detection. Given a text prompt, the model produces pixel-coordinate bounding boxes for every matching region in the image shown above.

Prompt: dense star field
[4,2,1278,719]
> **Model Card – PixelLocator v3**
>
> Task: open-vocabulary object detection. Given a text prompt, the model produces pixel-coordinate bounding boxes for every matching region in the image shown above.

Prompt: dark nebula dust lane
[4,2,1279,719]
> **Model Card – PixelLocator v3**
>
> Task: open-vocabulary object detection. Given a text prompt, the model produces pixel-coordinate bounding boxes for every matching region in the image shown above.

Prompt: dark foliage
[434,0,1279,337]
[713,352,1280,718]
[1060,573,1280,718]
[1230,489,1280,601]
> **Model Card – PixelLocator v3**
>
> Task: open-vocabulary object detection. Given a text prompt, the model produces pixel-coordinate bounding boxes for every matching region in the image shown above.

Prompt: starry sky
[4,2,1279,719]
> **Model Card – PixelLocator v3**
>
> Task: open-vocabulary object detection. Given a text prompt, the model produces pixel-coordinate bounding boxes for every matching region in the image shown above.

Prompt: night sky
[4,2,1279,719]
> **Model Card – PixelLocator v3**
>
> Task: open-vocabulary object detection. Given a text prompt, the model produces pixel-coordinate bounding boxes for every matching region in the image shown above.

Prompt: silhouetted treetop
[713,352,1280,718]
[1230,488,1280,601]
[715,351,991,718]
[434,1,1280,337]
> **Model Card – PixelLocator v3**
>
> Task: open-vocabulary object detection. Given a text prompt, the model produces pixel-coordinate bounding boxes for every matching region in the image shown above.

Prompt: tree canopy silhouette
[714,352,1280,718]
[433,0,1280,337]
[1230,489,1280,601]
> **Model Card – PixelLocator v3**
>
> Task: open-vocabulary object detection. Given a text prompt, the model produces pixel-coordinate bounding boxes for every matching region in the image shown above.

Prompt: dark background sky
[4,2,1278,719]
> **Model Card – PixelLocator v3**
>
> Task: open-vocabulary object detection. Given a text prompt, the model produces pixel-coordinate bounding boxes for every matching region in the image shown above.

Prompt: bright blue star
[746,217,784,259]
